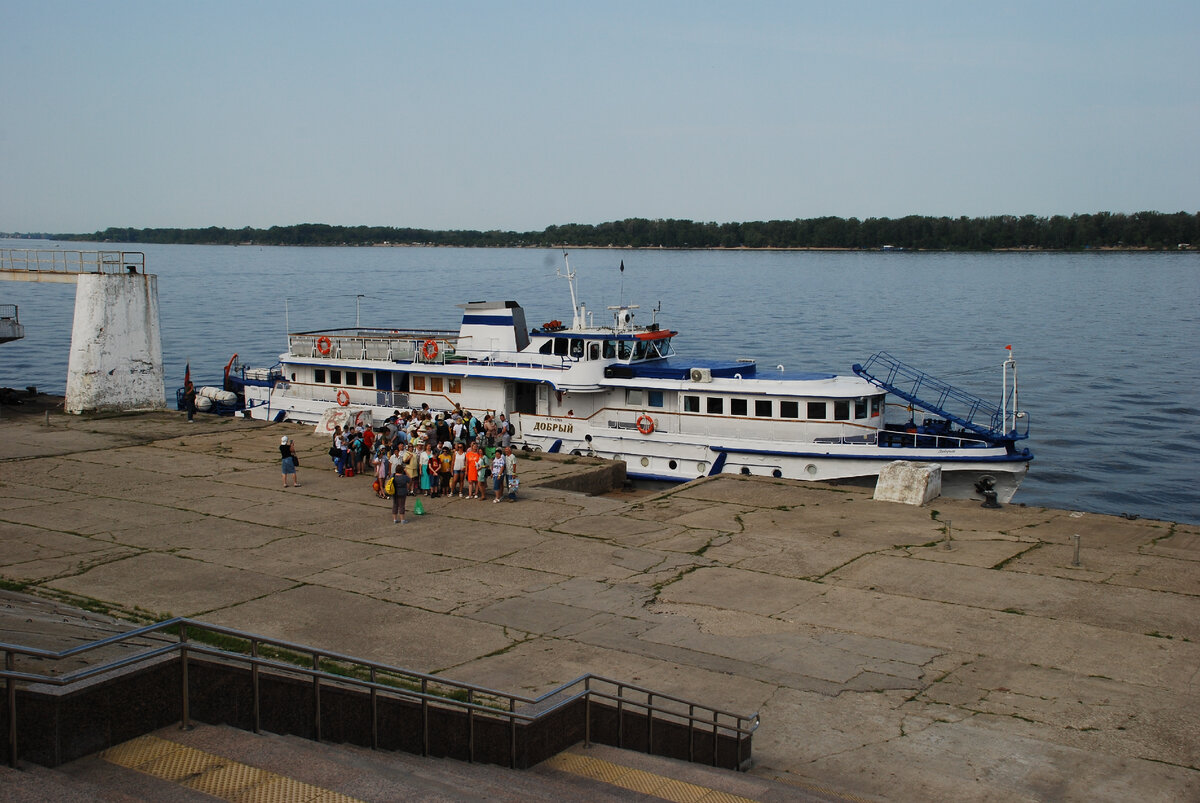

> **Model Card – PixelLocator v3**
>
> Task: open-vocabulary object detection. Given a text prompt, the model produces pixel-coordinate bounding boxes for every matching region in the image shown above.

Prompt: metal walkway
[853,352,1026,441]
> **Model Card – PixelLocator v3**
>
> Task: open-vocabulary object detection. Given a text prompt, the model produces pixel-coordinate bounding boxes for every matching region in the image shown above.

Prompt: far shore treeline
[15,211,1200,251]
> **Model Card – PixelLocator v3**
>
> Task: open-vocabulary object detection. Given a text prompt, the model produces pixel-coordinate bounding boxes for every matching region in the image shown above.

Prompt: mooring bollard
[1071,533,1081,566]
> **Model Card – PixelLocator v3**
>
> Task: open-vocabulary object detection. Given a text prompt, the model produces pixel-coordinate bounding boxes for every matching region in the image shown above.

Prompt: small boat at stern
[232,256,1032,502]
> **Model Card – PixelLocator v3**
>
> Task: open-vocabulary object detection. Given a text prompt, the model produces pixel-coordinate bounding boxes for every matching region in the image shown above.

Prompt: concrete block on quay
[873,459,942,505]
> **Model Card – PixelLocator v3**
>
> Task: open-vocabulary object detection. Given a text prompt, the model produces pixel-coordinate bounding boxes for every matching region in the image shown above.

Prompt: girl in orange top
[465,444,480,499]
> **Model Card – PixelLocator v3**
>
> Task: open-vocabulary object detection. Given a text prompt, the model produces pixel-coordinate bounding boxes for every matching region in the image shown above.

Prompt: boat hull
[248,389,1027,503]
[532,431,1029,503]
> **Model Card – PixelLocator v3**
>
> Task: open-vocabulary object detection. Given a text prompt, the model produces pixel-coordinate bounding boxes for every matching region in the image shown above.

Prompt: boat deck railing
[290,329,460,362]
[3,617,758,770]
[288,329,573,372]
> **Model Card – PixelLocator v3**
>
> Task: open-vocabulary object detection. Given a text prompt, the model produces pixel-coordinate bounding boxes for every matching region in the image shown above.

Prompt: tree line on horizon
[44,211,1200,251]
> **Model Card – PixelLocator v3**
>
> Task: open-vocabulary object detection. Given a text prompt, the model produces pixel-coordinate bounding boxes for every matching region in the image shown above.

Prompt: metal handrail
[0,249,145,274]
[3,616,759,769]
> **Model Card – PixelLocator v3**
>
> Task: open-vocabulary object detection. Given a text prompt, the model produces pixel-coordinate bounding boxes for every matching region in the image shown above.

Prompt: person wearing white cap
[279,435,300,488]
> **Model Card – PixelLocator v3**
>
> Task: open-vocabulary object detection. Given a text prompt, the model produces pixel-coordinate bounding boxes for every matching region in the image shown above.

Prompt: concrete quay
[1,399,1198,801]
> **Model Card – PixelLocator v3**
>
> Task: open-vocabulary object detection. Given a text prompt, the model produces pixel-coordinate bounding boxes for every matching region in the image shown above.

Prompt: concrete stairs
[1,723,837,802]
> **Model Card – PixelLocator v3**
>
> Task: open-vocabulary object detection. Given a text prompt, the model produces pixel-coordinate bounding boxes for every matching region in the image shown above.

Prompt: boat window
[589,342,600,360]
[618,340,633,360]
[570,339,584,359]
[539,341,553,354]
[362,372,374,388]
[756,399,772,417]
[871,396,883,417]
[855,397,867,419]
[780,400,799,418]
[808,401,827,419]
[345,371,358,386]
[707,397,723,414]
[834,400,850,420]
[448,378,461,393]
[633,341,648,360]
[648,390,664,408]
[626,389,644,405]
[731,398,748,416]
[413,376,426,391]
[431,377,443,393]
[683,395,700,412]
[330,370,342,384]
[315,369,326,384]
[603,340,616,359]
[554,338,569,357]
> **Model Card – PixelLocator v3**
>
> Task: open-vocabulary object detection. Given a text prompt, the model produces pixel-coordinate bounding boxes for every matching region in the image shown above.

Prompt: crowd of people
[323,406,519,524]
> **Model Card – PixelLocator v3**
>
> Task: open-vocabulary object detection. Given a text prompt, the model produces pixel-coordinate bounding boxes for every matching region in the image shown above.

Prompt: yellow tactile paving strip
[100,734,363,803]
[544,751,757,803]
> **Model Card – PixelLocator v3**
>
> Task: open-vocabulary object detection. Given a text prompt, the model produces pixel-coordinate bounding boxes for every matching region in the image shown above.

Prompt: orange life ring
[336,389,350,407]
[422,339,439,360]
[316,336,332,355]
[636,414,654,435]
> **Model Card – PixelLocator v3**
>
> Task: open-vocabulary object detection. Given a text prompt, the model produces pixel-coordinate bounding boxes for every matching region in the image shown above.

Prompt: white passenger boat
[232,258,1032,501]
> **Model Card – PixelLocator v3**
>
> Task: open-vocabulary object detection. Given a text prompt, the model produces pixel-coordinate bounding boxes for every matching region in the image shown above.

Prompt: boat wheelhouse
[232,259,1032,501]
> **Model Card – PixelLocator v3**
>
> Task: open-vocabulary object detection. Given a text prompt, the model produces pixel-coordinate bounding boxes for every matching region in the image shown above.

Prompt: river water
[2,239,1197,525]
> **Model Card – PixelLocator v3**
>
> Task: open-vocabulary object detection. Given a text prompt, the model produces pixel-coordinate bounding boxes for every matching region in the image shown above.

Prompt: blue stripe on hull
[711,445,1033,464]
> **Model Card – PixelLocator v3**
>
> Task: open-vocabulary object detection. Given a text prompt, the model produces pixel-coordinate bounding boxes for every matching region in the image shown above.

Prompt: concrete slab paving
[2,404,1197,802]
[45,552,296,617]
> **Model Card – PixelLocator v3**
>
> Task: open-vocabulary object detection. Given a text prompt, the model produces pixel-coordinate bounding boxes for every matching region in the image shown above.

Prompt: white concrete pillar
[65,273,166,414]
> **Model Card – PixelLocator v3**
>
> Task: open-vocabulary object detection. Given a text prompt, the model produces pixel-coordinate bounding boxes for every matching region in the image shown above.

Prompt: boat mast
[1002,345,1018,434]
[558,251,585,329]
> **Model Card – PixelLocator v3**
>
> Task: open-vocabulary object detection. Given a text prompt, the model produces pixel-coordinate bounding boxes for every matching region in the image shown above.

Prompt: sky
[2,1,1198,233]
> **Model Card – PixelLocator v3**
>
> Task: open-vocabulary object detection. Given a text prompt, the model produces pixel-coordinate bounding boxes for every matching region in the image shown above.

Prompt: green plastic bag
[413,498,425,516]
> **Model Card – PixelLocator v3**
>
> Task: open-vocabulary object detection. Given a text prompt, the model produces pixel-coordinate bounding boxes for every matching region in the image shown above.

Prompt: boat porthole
[740,467,751,475]
[668,460,677,470]
[697,462,707,473]
[640,457,650,467]
[772,469,783,478]
[570,449,583,456]
[805,464,818,475]
[613,454,622,462]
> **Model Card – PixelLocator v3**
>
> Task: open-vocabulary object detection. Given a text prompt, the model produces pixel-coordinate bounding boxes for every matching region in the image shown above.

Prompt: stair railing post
[646,692,654,755]
[467,689,475,763]
[688,704,695,763]
[617,682,625,749]
[370,667,378,750]
[251,639,260,734]
[180,624,192,731]
[509,697,517,769]
[6,651,17,768]
[711,710,719,767]
[584,677,591,749]
[312,651,322,742]
[421,678,429,756]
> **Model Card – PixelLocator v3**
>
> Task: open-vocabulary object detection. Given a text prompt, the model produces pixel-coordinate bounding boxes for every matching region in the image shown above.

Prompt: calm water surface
[2,239,1197,524]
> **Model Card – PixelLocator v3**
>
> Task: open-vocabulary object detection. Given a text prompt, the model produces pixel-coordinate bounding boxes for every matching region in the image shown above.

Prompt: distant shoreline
[8,211,1197,252]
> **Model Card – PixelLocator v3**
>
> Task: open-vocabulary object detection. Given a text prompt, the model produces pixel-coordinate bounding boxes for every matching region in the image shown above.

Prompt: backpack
[507,422,515,435]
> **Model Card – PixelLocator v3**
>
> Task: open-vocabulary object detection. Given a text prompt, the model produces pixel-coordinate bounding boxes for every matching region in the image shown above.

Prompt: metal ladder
[853,351,1020,441]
